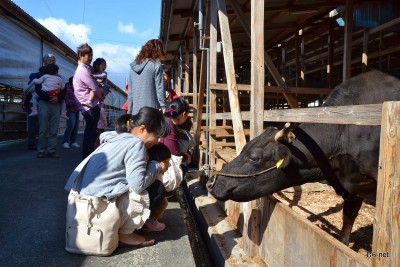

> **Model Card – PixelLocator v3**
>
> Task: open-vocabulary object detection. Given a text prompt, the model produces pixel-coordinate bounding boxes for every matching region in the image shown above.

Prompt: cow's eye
[249,156,260,163]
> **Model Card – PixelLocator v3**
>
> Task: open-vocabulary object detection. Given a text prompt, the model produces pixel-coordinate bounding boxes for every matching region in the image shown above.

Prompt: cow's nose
[206,175,217,189]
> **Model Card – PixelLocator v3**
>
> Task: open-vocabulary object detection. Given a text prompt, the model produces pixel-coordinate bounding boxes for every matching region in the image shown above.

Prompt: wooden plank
[209,0,218,169]
[184,41,190,93]
[362,29,369,73]
[208,128,250,137]
[372,101,400,267]
[250,0,264,140]
[263,104,382,125]
[260,196,371,267]
[209,83,332,95]
[204,104,382,126]
[244,0,265,257]
[217,0,246,155]
[193,2,210,148]
[342,0,353,81]
[328,23,334,89]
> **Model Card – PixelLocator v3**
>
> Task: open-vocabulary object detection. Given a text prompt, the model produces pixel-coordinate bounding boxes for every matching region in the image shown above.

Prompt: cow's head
[207,126,311,202]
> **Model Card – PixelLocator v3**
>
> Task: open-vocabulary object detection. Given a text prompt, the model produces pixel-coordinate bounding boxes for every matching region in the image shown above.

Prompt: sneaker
[61,114,69,120]
[63,142,70,149]
[48,152,60,159]
[29,109,38,117]
[37,152,45,158]
[71,142,80,148]
[142,220,165,232]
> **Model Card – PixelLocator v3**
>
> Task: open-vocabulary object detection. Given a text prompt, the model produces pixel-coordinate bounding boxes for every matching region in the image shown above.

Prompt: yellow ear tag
[276,158,285,168]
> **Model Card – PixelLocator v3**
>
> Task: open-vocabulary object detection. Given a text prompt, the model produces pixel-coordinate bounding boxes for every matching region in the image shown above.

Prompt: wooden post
[243,0,264,257]
[184,41,190,94]
[372,101,400,267]
[217,0,246,155]
[193,52,206,146]
[362,29,369,73]
[192,25,198,135]
[343,0,353,81]
[327,23,334,89]
[250,0,264,141]
[209,0,218,169]
[295,28,301,87]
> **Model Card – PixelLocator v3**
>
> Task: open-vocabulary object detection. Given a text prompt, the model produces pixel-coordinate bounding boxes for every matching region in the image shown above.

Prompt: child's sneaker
[29,107,38,117]
[61,113,69,120]
[71,142,80,148]
[63,142,70,149]
[141,220,165,232]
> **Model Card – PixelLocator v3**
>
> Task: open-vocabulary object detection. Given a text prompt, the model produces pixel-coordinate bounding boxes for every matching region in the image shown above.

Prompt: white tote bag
[162,154,183,192]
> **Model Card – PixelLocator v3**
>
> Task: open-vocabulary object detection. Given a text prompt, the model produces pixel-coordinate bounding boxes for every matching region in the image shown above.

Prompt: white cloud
[92,43,141,89]
[37,17,90,50]
[36,17,142,90]
[118,21,136,34]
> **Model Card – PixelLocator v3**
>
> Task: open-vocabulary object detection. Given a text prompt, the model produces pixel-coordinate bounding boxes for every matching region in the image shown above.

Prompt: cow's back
[323,70,400,106]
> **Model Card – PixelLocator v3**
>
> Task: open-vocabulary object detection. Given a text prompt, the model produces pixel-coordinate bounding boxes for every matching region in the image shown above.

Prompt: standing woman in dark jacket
[127,39,166,115]
[62,76,81,149]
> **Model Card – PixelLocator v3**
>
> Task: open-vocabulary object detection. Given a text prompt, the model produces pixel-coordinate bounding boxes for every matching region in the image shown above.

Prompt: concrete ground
[0,136,210,267]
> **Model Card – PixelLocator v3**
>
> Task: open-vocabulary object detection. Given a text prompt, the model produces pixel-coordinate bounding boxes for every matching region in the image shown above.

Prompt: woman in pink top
[73,43,103,159]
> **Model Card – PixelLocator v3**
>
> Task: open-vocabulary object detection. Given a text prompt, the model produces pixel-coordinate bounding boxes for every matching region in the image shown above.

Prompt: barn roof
[160,0,400,88]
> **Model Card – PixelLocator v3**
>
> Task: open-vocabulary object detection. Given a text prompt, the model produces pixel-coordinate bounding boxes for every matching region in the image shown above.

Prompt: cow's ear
[273,145,291,169]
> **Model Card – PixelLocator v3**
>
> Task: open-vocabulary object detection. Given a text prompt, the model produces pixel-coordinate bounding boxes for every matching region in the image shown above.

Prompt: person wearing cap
[34,55,66,159]
[22,53,56,151]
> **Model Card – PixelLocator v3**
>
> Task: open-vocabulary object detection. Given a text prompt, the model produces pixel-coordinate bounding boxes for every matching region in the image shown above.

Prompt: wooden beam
[207,104,383,125]
[250,0,264,140]
[217,0,246,155]
[209,83,332,95]
[244,0,265,258]
[184,41,190,93]
[208,128,250,137]
[342,0,354,81]
[362,29,369,73]
[209,0,218,169]
[193,15,209,148]
[372,101,400,267]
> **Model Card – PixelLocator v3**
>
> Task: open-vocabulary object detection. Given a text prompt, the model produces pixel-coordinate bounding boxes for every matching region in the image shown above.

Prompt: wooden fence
[203,101,399,266]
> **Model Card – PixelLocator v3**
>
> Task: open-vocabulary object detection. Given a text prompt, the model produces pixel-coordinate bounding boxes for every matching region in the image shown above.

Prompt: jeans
[62,111,80,144]
[81,106,100,159]
[27,114,39,148]
[147,180,166,213]
[37,100,61,153]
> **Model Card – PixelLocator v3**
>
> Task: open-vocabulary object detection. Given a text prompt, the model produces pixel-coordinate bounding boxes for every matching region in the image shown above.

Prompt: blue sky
[11,0,163,89]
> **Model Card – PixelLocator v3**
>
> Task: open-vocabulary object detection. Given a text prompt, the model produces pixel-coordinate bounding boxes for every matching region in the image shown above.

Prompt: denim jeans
[81,106,100,159]
[62,111,80,144]
[147,180,166,213]
[27,114,39,148]
[37,100,61,153]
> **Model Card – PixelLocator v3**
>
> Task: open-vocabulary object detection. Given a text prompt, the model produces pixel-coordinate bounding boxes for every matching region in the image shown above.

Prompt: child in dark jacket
[62,76,81,149]
[144,143,171,231]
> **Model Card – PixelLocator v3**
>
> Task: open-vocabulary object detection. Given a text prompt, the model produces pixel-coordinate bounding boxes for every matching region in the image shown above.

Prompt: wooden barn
[159,0,400,266]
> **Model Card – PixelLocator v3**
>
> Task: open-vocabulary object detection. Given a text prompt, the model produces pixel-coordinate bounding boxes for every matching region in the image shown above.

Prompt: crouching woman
[64,107,169,254]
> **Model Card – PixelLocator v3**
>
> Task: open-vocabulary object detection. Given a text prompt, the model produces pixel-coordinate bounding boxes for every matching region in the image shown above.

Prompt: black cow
[207,70,400,245]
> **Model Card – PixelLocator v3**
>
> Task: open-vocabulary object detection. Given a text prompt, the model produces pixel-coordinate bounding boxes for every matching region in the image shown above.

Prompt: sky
[11,0,163,90]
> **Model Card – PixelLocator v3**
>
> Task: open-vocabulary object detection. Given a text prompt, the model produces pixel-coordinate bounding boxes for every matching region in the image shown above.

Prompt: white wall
[0,14,126,108]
